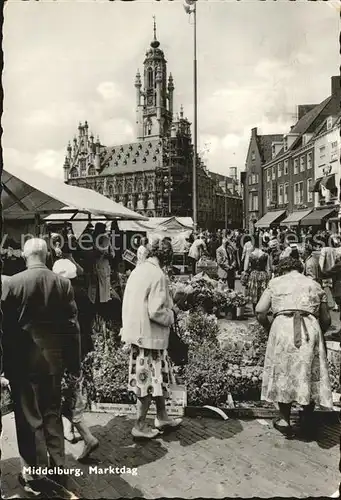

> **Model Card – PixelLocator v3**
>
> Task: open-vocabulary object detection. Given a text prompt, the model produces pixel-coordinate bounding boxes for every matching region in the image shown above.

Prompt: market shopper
[256,254,333,439]
[52,258,99,461]
[1,238,81,495]
[188,234,207,275]
[137,237,149,265]
[216,237,237,289]
[120,238,182,439]
[244,238,270,313]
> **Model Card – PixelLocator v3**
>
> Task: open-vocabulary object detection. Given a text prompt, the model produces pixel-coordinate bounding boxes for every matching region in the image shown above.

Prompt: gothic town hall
[63,26,242,230]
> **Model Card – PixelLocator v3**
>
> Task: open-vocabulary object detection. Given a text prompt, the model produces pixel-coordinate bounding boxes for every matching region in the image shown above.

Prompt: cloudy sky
[3,0,339,180]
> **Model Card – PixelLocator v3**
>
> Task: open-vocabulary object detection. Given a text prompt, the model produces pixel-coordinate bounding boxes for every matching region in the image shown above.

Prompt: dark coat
[1,264,81,379]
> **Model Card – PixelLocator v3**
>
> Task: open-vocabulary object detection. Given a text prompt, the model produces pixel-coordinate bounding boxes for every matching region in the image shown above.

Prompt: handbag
[168,317,188,366]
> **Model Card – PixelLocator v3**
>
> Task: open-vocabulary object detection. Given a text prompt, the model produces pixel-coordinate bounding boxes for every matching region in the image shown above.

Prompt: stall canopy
[2,163,147,221]
[300,207,337,226]
[280,209,312,227]
[254,210,286,228]
[118,217,194,232]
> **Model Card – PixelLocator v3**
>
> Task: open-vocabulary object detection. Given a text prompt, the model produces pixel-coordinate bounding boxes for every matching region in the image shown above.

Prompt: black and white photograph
[1,0,340,498]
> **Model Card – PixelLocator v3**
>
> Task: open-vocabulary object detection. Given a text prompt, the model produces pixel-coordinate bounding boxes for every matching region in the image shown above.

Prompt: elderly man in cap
[1,238,81,496]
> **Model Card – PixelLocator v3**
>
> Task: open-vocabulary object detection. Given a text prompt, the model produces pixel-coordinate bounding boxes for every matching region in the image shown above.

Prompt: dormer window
[327,116,334,130]
[132,158,136,164]
[251,151,256,161]
[120,146,124,152]
[138,144,142,150]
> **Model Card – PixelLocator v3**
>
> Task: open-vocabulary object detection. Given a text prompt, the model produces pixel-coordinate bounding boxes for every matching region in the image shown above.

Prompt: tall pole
[192,2,198,232]
[225,178,228,229]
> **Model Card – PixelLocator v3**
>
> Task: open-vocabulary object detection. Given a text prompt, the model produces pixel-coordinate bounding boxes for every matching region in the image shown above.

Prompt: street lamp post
[184,0,198,231]
[192,1,198,232]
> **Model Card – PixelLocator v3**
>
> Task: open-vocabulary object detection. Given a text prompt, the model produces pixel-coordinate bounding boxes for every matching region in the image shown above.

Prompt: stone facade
[64,26,242,230]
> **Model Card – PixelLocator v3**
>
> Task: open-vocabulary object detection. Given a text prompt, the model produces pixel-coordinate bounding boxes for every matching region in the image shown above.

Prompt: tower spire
[153,15,157,40]
[150,16,160,48]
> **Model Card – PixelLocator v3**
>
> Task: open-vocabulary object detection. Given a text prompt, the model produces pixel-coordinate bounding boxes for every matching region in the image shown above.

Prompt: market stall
[2,163,147,239]
[118,216,194,273]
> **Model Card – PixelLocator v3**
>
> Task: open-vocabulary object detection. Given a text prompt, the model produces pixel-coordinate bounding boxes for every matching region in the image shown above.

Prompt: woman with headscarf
[120,238,182,439]
[256,253,333,439]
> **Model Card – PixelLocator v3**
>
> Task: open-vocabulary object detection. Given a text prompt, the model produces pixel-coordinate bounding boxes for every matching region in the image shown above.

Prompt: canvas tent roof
[117,217,194,232]
[2,164,147,221]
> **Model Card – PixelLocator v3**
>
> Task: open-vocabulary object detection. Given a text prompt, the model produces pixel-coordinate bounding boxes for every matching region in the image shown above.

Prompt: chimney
[251,127,257,138]
[331,75,340,95]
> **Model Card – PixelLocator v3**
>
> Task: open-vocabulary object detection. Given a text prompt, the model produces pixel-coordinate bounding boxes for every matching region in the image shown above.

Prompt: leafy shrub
[82,325,132,404]
[183,340,263,406]
[177,310,219,346]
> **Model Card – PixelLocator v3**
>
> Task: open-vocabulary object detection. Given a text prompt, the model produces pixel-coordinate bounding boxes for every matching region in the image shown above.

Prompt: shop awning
[254,210,286,228]
[320,174,336,192]
[310,178,322,192]
[300,207,337,226]
[2,163,147,221]
[280,209,312,227]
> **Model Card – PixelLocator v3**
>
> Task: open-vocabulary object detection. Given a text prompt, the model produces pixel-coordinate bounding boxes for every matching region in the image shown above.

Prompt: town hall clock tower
[135,18,174,141]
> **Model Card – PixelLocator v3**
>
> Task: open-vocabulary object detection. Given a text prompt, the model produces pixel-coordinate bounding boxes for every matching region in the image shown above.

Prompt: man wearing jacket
[1,238,81,497]
[216,238,237,289]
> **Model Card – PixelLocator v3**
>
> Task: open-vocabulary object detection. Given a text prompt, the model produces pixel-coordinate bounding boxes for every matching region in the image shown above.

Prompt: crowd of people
[0,221,339,497]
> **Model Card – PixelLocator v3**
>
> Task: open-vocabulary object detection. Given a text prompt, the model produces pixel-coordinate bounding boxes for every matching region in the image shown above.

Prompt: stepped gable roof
[99,138,163,175]
[257,134,283,163]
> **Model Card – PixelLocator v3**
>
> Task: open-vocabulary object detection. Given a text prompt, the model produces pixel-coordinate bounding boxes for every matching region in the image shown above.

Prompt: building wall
[314,122,340,208]
[244,128,263,231]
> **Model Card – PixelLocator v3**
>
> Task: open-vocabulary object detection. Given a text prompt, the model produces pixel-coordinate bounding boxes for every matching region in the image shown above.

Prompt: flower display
[171,273,247,315]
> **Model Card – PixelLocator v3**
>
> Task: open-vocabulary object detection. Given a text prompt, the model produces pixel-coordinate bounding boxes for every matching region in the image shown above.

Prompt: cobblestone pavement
[1,412,339,498]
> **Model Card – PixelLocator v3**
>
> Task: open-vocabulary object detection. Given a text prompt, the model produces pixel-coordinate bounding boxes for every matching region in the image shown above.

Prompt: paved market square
[1,411,339,498]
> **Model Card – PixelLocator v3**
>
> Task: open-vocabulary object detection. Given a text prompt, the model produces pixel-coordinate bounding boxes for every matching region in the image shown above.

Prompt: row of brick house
[241,75,341,234]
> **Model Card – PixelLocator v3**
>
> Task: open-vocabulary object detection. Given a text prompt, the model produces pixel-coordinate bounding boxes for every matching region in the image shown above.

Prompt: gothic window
[108,185,114,197]
[88,165,96,176]
[137,182,143,193]
[144,120,152,136]
[147,182,154,192]
[117,183,122,194]
[127,183,133,194]
[79,159,86,176]
[147,67,153,89]
[97,186,103,194]
[70,168,79,178]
